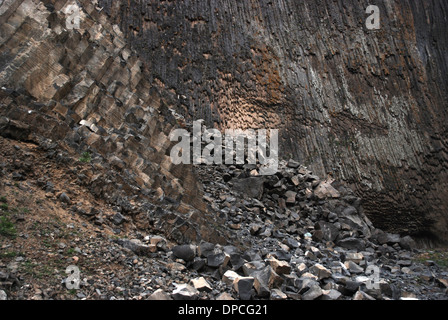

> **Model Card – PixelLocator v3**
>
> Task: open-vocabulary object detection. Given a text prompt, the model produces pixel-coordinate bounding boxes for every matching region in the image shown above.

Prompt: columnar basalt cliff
[97,0,448,245]
[0,0,228,244]
[2,0,448,302]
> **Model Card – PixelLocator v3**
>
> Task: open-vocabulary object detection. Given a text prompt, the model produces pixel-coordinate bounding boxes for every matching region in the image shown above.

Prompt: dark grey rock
[229,254,246,271]
[117,239,154,256]
[207,253,229,268]
[243,250,262,262]
[377,232,401,245]
[243,261,266,277]
[232,177,265,200]
[172,244,196,262]
[235,277,254,300]
[287,159,300,168]
[342,280,361,295]
[284,237,300,249]
[269,250,292,262]
[191,257,206,271]
[397,260,412,267]
[296,277,320,294]
[112,212,125,225]
[252,266,283,297]
[59,192,71,204]
[347,261,364,274]
[315,221,339,242]
[337,237,366,251]
[399,236,417,251]
[198,241,215,258]
[223,173,232,182]
[302,285,323,300]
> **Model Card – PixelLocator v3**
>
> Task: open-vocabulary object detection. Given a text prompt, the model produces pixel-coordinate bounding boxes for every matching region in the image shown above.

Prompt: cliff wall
[98,0,448,244]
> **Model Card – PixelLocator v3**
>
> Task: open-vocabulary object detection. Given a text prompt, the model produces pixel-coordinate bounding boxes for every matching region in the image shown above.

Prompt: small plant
[0,215,17,237]
[0,196,7,203]
[414,250,448,269]
[0,203,8,211]
[68,289,77,296]
[21,208,30,214]
[79,151,92,163]
[0,251,21,259]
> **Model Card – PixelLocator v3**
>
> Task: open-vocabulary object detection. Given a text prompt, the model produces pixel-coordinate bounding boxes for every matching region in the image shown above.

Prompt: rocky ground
[0,135,447,301]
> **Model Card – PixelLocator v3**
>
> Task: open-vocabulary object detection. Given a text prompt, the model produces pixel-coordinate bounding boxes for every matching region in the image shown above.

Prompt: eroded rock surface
[98,0,448,244]
[0,0,227,244]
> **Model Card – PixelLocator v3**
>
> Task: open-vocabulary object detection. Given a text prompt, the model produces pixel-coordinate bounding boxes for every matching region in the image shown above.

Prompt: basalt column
[98,0,448,245]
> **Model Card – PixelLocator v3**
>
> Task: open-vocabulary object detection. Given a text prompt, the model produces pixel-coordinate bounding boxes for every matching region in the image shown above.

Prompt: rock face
[1,128,447,301]
[97,0,448,244]
[0,0,227,244]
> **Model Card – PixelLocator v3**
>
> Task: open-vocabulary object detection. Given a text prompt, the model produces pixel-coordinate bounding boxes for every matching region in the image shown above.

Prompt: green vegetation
[22,259,58,279]
[0,203,30,238]
[21,207,30,214]
[79,151,92,163]
[0,214,16,238]
[68,289,77,295]
[414,250,448,269]
[0,196,7,203]
[0,251,23,259]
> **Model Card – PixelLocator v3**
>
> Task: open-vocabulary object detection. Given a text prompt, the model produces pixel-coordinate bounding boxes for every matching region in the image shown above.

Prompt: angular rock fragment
[268,257,292,275]
[286,160,300,168]
[172,284,199,300]
[191,257,206,271]
[321,289,342,300]
[198,241,215,258]
[309,263,332,280]
[337,237,366,251]
[112,212,125,225]
[149,289,172,300]
[207,252,230,268]
[285,191,297,204]
[314,221,339,242]
[252,266,283,297]
[190,277,213,293]
[345,252,364,264]
[270,289,287,300]
[314,182,340,199]
[242,261,266,277]
[302,285,323,300]
[233,277,254,300]
[353,290,376,300]
[399,236,417,251]
[172,244,196,262]
[376,232,401,245]
[216,292,235,300]
[222,270,240,286]
[232,177,265,200]
[116,239,156,256]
